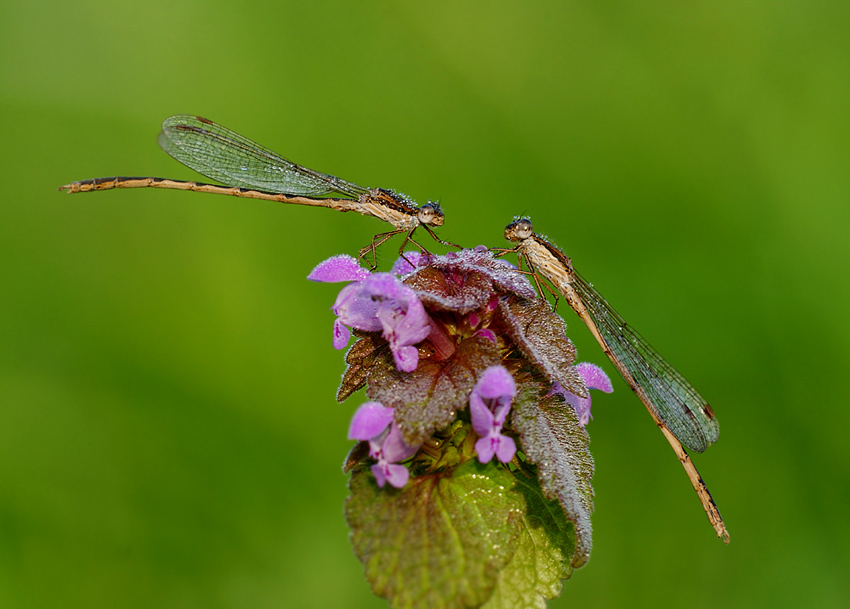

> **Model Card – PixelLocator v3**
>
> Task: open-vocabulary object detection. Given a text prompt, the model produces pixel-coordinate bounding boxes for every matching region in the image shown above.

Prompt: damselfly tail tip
[707,498,729,543]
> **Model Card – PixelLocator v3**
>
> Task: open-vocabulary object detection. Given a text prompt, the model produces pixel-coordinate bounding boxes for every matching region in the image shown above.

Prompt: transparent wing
[572,271,719,453]
[157,115,370,198]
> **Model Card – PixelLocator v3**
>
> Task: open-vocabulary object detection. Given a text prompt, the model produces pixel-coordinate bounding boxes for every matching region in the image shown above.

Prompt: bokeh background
[2,1,849,607]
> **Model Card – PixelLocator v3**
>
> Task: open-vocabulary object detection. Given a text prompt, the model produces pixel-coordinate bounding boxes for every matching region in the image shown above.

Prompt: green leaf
[482,474,576,608]
[511,387,595,567]
[347,457,580,608]
[347,459,523,608]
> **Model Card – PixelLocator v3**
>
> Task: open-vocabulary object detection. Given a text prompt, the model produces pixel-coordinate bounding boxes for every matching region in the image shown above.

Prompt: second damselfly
[502,217,728,543]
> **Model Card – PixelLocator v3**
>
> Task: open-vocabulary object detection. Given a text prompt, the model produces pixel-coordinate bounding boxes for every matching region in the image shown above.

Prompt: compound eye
[417,205,436,224]
[514,218,534,240]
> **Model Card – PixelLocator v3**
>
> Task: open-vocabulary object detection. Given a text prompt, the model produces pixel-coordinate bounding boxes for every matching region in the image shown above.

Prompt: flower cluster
[309,249,612,486]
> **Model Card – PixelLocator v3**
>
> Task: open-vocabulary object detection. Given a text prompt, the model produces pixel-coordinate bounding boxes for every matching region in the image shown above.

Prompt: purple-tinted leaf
[343,441,370,474]
[498,298,588,398]
[337,333,389,402]
[405,267,497,313]
[425,249,538,301]
[368,336,502,446]
[511,387,594,568]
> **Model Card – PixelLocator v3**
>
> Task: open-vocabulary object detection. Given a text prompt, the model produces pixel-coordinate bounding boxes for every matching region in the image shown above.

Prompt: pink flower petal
[372,463,388,487]
[348,402,394,440]
[333,319,351,350]
[476,366,517,400]
[475,437,496,464]
[469,391,494,438]
[307,254,371,283]
[384,463,411,488]
[495,435,517,463]
[575,362,613,393]
[393,345,420,373]
[390,251,423,275]
[383,423,419,463]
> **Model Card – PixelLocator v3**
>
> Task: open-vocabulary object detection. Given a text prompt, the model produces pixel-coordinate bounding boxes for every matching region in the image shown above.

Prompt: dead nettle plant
[309,247,613,608]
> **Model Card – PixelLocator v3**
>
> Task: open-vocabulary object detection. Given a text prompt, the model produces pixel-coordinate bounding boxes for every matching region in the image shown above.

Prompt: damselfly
[503,217,728,542]
[60,115,453,265]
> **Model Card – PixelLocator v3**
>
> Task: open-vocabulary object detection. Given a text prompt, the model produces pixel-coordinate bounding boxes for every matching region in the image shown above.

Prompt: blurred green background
[2,1,848,607]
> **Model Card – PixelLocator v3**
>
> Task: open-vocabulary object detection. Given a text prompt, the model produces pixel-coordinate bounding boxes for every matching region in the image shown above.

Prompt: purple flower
[555,362,614,426]
[476,328,497,344]
[307,254,372,283]
[469,366,518,464]
[390,251,425,276]
[329,282,383,349]
[308,256,380,349]
[309,255,432,371]
[348,402,419,488]
[362,274,432,373]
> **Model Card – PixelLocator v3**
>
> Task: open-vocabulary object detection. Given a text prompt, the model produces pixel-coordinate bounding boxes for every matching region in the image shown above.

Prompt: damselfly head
[504,218,534,242]
[418,202,444,227]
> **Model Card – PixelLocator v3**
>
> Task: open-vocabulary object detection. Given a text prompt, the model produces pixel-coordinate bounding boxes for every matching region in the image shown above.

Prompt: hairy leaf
[405,267,495,313]
[425,248,538,301]
[498,299,587,398]
[337,332,389,402]
[511,387,594,567]
[347,460,523,609]
[482,474,576,608]
[368,336,502,446]
[343,440,370,474]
